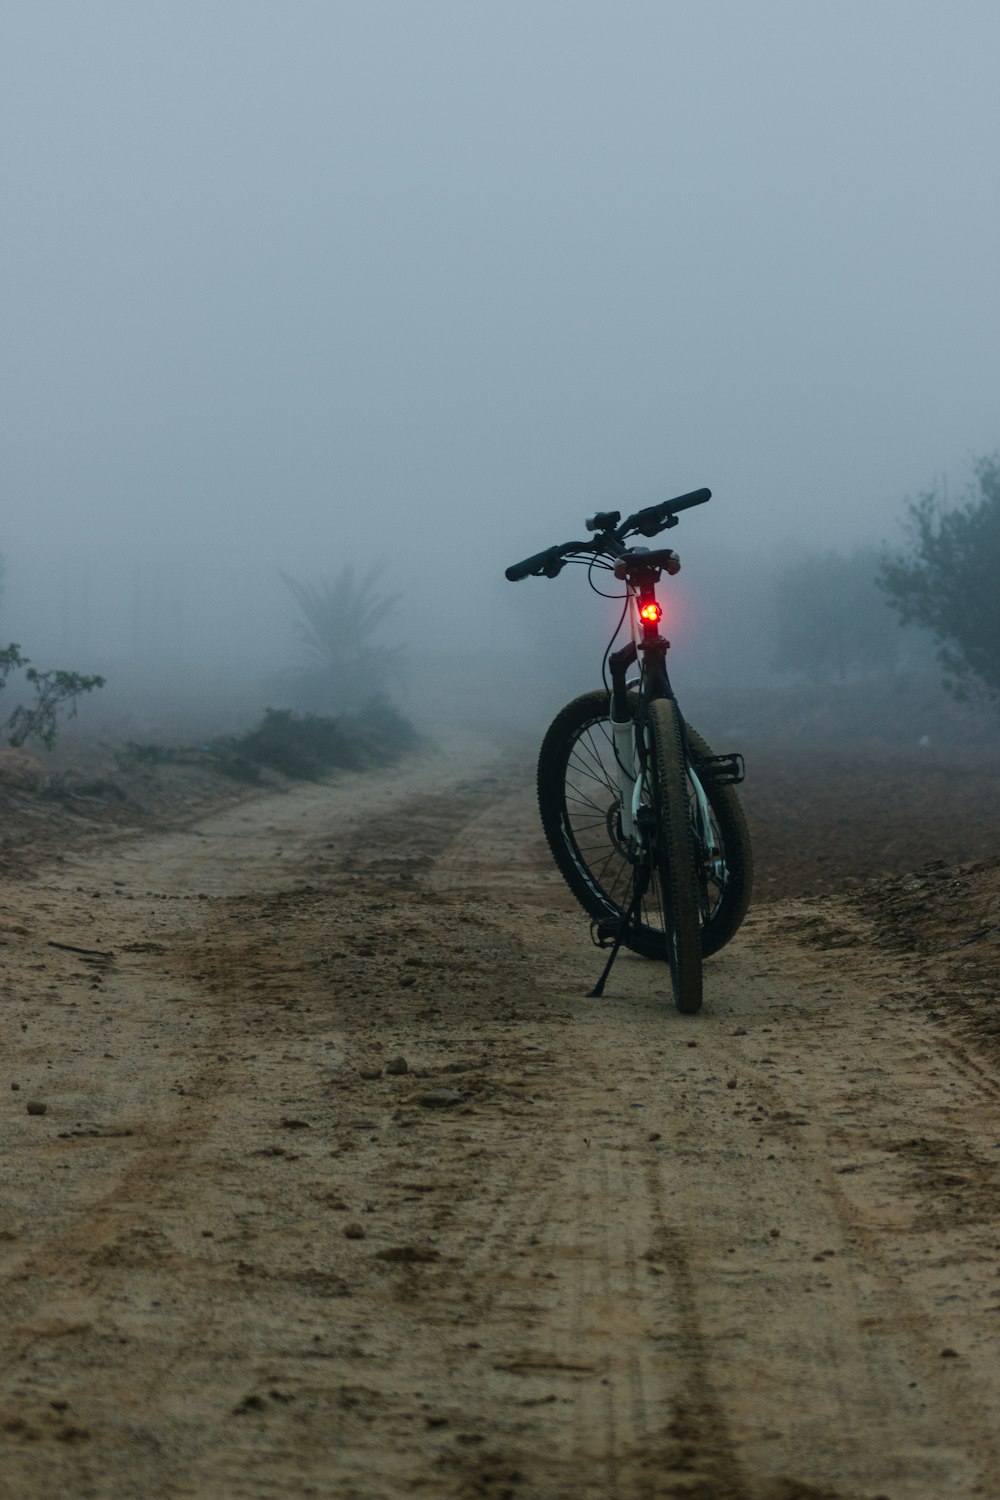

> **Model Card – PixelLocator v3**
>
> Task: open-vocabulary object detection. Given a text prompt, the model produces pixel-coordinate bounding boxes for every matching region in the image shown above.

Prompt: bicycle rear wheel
[536,690,751,961]
[645,698,702,1013]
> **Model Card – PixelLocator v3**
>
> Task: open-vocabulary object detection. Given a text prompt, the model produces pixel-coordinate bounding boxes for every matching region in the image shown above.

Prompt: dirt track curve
[2,737,999,1500]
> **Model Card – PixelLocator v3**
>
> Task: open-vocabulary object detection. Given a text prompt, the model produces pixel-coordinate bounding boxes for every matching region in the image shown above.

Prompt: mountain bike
[505,487,752,1014]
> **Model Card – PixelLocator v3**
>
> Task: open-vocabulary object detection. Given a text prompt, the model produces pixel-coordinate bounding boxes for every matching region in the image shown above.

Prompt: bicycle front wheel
[646,698,702,1013]
[536,690,751,962]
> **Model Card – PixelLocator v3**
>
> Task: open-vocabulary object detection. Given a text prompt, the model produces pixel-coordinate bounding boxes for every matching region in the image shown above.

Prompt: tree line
[2,451,999,753]
[773,453,1000,713]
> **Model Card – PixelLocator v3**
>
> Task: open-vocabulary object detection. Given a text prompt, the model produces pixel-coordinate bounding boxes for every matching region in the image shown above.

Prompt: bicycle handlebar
[505,487,711,581]
[621,487,711,537]
[504,545,563,582]
[504,538,600,582]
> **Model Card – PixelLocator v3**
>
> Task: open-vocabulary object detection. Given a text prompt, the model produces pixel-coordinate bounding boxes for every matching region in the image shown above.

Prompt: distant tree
[278,566,402,710]
[0,644,105,750]
[772,546,905,681]
[878,456,1000,712]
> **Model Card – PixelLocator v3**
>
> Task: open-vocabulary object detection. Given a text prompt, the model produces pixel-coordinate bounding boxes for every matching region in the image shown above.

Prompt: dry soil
[2,734,1000,1499]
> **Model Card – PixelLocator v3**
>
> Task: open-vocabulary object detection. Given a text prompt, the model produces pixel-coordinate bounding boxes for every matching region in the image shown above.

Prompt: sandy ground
[2,734,1000,1499]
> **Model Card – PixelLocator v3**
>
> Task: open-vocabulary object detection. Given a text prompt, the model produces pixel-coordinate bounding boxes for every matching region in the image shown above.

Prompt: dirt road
[3,738,999,1499]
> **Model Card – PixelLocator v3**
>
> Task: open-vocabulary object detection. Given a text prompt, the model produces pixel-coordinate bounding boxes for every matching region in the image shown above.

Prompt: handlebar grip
[625,486,712,537]
[505,545,562,582]
[666,487,711,514]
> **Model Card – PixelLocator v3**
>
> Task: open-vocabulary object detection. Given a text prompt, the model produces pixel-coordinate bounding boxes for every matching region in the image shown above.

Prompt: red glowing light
[639,602,662,624]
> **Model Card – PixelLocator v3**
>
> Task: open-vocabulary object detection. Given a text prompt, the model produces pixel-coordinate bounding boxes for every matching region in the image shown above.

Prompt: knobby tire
[536,690,752,964]
[646,698,703,1014]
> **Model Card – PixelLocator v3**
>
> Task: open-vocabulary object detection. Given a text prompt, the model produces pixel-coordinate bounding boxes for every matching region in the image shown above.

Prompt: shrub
[222,701,421,782]
[0,644,105,750]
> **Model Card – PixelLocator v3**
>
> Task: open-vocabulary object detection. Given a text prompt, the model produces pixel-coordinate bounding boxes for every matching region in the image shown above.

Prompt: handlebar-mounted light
[586,510,621,533]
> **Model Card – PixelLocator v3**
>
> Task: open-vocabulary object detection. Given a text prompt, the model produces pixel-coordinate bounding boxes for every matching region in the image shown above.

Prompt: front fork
[609,642,640,845]
[608,640,723,881]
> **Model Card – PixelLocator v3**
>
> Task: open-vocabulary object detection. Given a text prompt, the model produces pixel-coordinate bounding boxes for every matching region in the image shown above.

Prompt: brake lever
[635,513,679,537]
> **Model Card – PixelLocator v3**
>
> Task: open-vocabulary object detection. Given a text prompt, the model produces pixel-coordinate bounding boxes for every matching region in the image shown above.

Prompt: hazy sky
[3,1,999,664]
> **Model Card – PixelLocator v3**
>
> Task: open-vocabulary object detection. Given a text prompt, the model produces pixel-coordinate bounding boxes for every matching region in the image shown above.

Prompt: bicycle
[505,487,752,1014]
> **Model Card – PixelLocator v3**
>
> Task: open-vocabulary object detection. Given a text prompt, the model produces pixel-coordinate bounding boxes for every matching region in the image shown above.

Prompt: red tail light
[639,602,662,624]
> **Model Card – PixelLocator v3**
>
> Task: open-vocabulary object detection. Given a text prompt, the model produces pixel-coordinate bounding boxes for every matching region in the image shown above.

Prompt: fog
[3,2,999,733]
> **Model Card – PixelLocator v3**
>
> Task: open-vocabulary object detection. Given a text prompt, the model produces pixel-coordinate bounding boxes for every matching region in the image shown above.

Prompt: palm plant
[278,566,402,710]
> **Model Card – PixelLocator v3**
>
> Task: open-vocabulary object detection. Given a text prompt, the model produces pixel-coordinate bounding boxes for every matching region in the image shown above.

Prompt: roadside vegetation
[765,452,1000,728]
[0,559,105,752]
[0,645,106,751]
[115,701,422,786]
[277,565,404,713]
[110,563,419,792]
[0,555,421,863]
[878,453,1000,714]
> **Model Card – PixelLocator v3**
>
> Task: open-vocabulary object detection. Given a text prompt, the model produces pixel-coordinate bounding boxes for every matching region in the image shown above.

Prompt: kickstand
[588,866,649,998]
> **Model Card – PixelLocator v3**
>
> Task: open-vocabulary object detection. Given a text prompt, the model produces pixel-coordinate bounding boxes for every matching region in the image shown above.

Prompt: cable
[584,553,626,601]
[600,595,630,694]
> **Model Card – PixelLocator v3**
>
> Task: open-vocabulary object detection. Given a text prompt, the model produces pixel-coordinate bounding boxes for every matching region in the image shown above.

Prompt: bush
[114,741,182,768]
[0,644,105,750]
[222,700,422,782]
